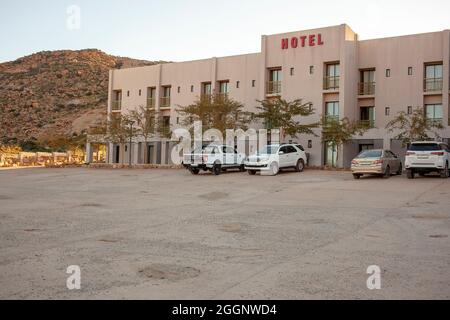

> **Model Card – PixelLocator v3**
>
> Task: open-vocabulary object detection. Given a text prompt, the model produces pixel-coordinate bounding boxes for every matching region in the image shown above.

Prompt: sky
[1,0,450,63]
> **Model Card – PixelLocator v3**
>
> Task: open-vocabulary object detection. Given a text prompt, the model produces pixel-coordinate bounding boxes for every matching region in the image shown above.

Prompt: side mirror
[278,151,284,155]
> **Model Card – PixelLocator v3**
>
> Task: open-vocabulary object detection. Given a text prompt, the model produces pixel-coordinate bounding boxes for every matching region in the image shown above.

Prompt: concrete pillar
[107,143,114,164]
[442,30,449,127]
[133,142,139,164]
[85,142,92,163]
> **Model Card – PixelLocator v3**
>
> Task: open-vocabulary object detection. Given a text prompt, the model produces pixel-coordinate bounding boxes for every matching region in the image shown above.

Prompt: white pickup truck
[183,144,246,175]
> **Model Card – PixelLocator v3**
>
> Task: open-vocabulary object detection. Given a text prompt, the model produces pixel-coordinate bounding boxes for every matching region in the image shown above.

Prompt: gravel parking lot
[0,167,449,299]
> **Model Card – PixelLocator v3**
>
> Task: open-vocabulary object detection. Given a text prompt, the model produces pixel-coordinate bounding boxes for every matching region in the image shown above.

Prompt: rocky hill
[0,49,163,147]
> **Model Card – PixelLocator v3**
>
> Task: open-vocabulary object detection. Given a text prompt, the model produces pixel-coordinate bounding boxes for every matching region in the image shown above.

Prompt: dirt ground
[0,167,449,299]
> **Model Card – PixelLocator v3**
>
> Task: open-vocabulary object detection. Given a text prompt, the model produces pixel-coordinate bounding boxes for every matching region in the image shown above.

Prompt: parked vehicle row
[183,143,307,176]
[183,141,450,179]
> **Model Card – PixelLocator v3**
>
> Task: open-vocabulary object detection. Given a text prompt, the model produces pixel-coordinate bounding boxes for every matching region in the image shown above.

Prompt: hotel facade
[89,24,450,168]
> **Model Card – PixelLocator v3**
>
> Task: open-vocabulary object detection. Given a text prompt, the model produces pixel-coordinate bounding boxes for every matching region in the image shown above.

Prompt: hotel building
[88,24,450,168]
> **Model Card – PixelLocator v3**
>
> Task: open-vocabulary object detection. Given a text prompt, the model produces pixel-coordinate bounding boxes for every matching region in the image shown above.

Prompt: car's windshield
[409,143,441,151]
[258,146,279,155]
[356,150,382,158]
[203,146,218,154]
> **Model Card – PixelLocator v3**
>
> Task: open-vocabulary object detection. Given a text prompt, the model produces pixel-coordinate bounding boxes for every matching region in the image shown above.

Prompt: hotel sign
[281,34,324,49]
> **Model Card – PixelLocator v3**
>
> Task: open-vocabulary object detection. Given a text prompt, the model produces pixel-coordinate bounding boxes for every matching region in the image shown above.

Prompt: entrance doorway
[115,145,120,163]
[325,141,337,167]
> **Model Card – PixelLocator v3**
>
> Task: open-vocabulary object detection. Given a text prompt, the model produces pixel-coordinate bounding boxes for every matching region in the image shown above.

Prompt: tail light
[203,155,208,162]
[405,152,415,156]
[351,160,358,165]
[431,152,444,156]
[373,159,383,165]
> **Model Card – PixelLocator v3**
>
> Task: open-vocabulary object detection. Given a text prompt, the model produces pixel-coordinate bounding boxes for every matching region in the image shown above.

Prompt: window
[127,90,130,97]
[407,106,412,114]
[325,101,339,121]
[176,117,179,124]
[424,63,443,91]
[386,69,391,77]
[177,86,180,93]
[219,81,229,94]
[147,87,156,108]
[161,86,171,108]
[252,80,256,87]
[236,81,240,88]
[309,66,314,74]
[308,140,312,148]
[290,67,294,76]
[112,90,122,111]
[201,82,212,96]
[408,67,413,75]
[267,69,282,94]
[359,144,374,152]
[190,85,194,92]
[286,146,297,153]
[139,89,142,96]
[385,107,390,116]
[359,69,376,95]
[360,107,375,127]
[324,63,340,89]
[425,104,443,123]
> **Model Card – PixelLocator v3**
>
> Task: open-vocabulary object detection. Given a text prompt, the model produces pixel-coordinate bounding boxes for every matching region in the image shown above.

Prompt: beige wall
[107,24,450,167]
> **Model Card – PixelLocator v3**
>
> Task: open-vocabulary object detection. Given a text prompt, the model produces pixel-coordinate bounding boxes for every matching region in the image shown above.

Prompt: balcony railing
[324,115,339,124]
[146,98,156,108]
[160,97,171,108]
[426,118,443,126]
[200,93,212,102]
[266,81,282,95]
[358,82,376,95]
[323,76,340,90]
[112,100,122,111]
[358,119,375,128]
[424,78,443,92]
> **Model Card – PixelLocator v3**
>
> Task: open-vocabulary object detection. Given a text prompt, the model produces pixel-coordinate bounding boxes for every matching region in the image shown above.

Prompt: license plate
[418,156,429,159]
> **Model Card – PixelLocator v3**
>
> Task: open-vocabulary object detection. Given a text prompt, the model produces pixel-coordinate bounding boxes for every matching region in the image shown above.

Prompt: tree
[129,105,164,163]
[106,114,136,165]
[252,98,319,141]
[386,107,444,147]
[177,93,252,136]
[320,116,369,167]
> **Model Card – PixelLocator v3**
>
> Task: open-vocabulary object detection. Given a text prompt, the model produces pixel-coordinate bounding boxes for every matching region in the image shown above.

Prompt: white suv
[405,141,450,179]
[244,144,307,176]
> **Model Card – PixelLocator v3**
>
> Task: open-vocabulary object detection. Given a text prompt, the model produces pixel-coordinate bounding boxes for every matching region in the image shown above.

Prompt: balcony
[112,100,122,111]
[146,98,156,108]
[324,115,339,124]
[266,81,281,95]
[358,82,376,96]
[160,97,171,109]
[358,119,375,128]
[424,78,443,92]
[200,93,212,102]
[323,76,340,90]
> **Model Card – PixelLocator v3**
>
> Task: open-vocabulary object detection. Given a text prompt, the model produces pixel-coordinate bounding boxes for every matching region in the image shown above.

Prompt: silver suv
[405,141,450,179]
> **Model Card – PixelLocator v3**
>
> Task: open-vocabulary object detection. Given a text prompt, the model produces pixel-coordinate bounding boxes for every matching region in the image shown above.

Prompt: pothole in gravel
[219,223,246,233]
[199,192,229,200]
[429,235,448,238]
[80,203,103,207]
[138,264,200,281]
[411,215,449,220]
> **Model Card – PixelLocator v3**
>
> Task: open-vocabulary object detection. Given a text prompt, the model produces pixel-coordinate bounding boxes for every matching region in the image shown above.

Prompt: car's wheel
[190,168,199,175]
[353,174,361,180]
[295,159,305,172]
[440,162,449,179]
[396,164,402,175]
[406,169,414,179]
[212,163,221,176]
[383,166,391,178]
[248,170,256,175]
[269,162,279,176]
[239,164,245,172]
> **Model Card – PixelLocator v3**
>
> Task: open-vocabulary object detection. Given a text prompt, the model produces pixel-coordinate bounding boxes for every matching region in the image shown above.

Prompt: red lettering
[309,34,316,46]
[291,37,298,48]
[300,36,307,47]
[318,33,324,45]
[281,38,289,50]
